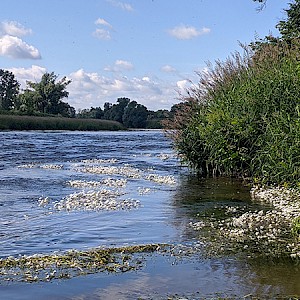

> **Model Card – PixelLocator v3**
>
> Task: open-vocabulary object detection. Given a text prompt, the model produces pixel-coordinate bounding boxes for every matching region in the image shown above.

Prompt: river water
[0,130,299,299]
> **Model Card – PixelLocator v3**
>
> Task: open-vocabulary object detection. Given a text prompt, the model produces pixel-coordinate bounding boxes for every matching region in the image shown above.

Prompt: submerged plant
[0,244,166,282]
[189,185,300,260]
[292,216,300,237]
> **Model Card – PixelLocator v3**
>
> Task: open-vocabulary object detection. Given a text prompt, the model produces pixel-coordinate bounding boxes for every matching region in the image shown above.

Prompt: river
[0,130,299,299]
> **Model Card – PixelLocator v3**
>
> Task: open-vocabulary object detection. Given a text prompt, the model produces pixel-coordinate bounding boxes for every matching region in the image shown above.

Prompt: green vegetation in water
[292,216,300,237]
[190,185,300,261]
[0,114,124,131]
[0,244,167,282]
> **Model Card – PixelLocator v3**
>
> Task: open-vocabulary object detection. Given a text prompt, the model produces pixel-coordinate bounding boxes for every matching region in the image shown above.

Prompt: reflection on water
[0,131,299,299]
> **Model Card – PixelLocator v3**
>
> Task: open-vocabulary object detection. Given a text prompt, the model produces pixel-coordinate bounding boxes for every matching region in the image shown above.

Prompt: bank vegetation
[0,114,124,131]
[165,0,300,260]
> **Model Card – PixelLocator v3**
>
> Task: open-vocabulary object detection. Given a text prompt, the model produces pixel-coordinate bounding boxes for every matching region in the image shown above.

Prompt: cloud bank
[10,63,194,112]
[0,21,41,59]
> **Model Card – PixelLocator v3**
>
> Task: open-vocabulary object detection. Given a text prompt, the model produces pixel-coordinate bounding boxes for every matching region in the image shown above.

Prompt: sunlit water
[0,131,299,299]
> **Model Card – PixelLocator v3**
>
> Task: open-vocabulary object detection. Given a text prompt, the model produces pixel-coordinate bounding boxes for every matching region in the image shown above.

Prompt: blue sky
[0,0,286,111]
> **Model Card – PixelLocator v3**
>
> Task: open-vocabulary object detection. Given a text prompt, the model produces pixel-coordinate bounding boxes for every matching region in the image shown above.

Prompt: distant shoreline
[0,114,125,131]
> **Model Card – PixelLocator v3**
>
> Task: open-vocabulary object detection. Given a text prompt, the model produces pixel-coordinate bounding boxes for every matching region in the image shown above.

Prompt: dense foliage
[0,71,75,117]
[0,69,20,111]
[166,1,300,185]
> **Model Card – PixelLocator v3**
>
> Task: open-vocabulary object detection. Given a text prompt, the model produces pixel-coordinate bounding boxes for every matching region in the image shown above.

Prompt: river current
[0,130,299,299]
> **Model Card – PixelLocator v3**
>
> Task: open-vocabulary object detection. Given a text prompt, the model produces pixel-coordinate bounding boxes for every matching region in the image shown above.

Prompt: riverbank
[0,114,125,131]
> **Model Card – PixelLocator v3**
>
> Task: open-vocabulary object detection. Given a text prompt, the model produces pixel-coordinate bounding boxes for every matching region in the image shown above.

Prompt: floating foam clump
[157,153,171,161]
[54,190,140,211]
[38,197,50,207]
[81,165,141,179]
[17,164,37,169]
[40,164,63,170]
[138,187,151,195]
[80,158,118,164]
[145,174,176,185]
[68,178,127,188]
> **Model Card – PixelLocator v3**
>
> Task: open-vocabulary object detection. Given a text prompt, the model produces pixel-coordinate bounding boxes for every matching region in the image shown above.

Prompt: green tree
[276,0,300,40]
[0,69,20,111]
[108,97,131,123]
[77,106,103,119]
[24,72,72,115]
[251,1,300,49]
[122,101,148,128]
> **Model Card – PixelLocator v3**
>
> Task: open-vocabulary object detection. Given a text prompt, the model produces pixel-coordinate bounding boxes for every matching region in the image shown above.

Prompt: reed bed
[166,40,300,186]
[0,114,124,131]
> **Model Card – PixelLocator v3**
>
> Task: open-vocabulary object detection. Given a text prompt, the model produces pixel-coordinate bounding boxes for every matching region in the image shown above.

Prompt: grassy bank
[0,114,125,131]
[166,41,300,186]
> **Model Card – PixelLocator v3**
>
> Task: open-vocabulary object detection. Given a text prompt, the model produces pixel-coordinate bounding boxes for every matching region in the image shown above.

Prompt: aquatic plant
[292,216,300,237]
[190,185,300,260]
[0,244,166,282]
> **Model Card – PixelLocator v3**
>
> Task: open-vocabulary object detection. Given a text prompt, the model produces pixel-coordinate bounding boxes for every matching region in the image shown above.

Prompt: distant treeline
[76,97,180,129]
[0,70,178,129]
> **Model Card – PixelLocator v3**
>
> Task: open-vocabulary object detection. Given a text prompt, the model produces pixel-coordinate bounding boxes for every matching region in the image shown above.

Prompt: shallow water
[0,130,299,299]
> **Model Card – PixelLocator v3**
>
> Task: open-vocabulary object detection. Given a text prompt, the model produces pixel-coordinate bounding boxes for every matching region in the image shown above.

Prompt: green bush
[167,41,300,185]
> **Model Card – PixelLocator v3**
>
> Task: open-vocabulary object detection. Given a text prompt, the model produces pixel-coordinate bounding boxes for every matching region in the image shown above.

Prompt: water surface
[0,131,299,299]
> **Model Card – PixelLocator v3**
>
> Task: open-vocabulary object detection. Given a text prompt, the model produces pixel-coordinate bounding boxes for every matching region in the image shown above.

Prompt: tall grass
[0,115,125,131]
[166,40,300,185]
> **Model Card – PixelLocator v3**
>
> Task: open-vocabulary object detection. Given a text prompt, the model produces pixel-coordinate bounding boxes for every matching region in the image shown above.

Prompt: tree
[77,106,103,119]
[122,101,148,128]
[0,69,20,111]
[107,97,131,123]
[250,1,300,50]
[276,0,300,40]
[23,72,72,115]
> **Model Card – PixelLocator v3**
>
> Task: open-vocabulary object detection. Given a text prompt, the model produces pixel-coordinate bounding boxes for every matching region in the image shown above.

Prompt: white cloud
[93,18,114,40]
[176,79,188,91]
[95,18,113,28]
[168,25,211,40]
[0,35,41,59]
[106,0,134,12]
[93,28,111,40]
[161,65,176,73]
[9,65,46,88]
[104,60,134,72]
[0,21,41,60]
[0,21,32,37]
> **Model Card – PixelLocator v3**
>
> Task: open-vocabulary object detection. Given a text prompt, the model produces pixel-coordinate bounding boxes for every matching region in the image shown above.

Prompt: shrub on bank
[166,41,300,186]
[0,114,125,131]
